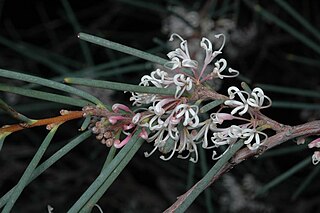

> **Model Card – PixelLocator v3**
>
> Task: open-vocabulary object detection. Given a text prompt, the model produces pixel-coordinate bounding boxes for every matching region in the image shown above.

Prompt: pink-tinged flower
[108,115,127,125]
[139,128,149,140]
[122,123,135,131]
[112,104,132,113]
[308,138,320,148]
[114,134,132,148]
[211,113,235,124]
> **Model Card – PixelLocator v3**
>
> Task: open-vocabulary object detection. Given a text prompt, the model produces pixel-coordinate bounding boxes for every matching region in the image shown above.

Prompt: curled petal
[132,113,141,124]
[169,33,185,42]
[112,104,131,113]
[181,59,198,68]
[123,123,135,131]
[215,34,226,52]
[164,57,181,70]
[114,134,132,148]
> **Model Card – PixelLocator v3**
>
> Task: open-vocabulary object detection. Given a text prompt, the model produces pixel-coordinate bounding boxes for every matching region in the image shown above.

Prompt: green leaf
[64,77,176,95]
[0,130,91,208]
[259,143,308,158]
[199,147,214,213]
[0,132,11,152]
[0,69,104,107]
[174,140,244,212]
[78,33,169,66]
[0,84,91,107]
[61,0,93,66]
[79,137,145,212]
[200,100,225,113]
[2,125,60,213]
[0,98,36,124]
[67,129,144,212]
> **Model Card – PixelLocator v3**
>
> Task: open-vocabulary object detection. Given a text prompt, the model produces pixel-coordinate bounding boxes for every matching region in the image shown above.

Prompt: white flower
[140,69,173,87]
[165,33,198,69]
[212,58,239,79]
[224,86,250,115]
[211,131,231,146]
[241,128,267,150]
[312,151,320,165]
[225,86,272,115]
[194,119,216,148]
[177,128,199,163]
[173,74,193,98]
[247,88,272,109]
[200,35,223,65]
[130,92,158,106]
[174,104,199,127]
[308,138,320,165]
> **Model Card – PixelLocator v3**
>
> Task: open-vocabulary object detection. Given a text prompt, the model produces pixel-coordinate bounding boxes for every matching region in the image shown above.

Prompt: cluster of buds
[83,104,147,148]
[87,33,276,163]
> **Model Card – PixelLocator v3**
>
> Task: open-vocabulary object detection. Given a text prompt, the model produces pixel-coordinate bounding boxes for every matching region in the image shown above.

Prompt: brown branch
[164,119,320,212]
[0,111,84,134]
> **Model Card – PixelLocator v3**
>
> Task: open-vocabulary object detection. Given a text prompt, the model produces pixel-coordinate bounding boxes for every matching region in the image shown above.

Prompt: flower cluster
[89,33,272,163]
[125,33,271,162]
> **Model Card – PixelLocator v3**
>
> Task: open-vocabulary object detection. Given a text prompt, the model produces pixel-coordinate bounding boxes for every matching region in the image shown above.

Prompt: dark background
[0,0,320,212]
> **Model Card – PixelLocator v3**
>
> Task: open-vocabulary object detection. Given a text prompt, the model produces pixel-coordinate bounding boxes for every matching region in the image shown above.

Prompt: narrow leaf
[78,33,169,66]
[64,77,176,95]
[67,129,143,212]
[200,100,224,113]
[2,125,60,212]
[174,140,244,212]
[0,84,91,107]
[0,98,36,124]
[0,130,91,208]
[0,69,104,107]
[79,137,145,212]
